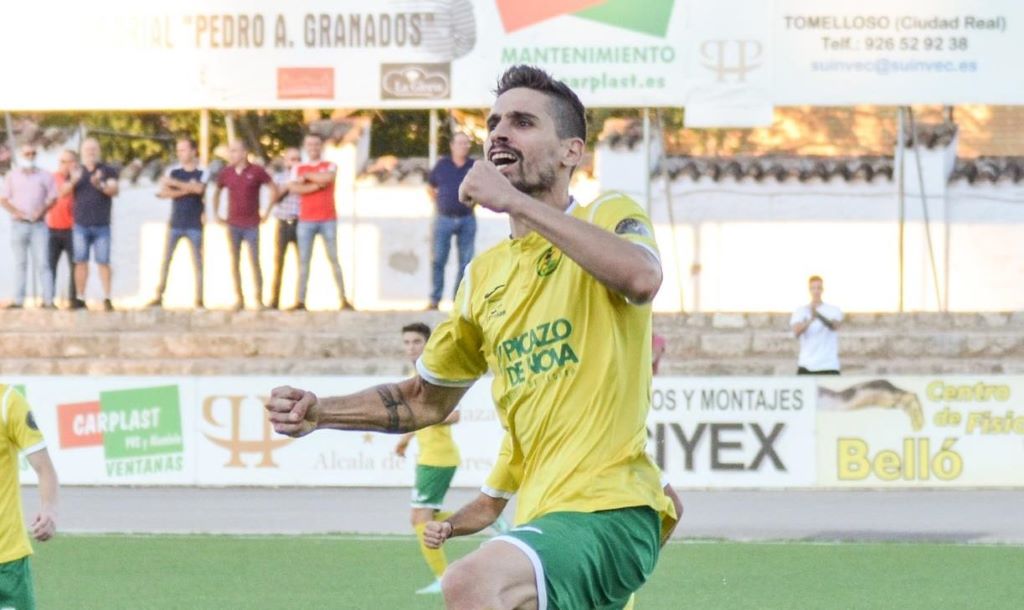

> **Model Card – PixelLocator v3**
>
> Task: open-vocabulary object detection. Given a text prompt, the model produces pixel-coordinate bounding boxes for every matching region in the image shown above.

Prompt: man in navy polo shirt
[147,137,208,309]
[426,132,476,310]
[212,140,277,310]
[65,137,119,311]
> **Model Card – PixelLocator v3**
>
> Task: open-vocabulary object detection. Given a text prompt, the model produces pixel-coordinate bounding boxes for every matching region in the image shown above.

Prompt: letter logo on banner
[700,40,764,83]
[202,395,292,468]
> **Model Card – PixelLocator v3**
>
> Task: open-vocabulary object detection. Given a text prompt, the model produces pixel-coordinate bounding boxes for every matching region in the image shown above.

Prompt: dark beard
[510,165,557,197]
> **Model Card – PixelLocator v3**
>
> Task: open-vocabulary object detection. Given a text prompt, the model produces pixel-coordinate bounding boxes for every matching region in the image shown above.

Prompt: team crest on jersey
[536,247,562,277]
[26,411,39,430]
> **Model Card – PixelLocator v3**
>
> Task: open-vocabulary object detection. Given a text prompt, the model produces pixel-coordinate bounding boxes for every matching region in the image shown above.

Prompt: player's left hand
[458,161,520,214]
[423,520,453,549]
[265,385,320,437]
[31,509,56,542]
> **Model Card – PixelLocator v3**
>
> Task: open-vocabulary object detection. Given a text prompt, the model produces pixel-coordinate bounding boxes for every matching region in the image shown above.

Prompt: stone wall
[2,310,1021,377]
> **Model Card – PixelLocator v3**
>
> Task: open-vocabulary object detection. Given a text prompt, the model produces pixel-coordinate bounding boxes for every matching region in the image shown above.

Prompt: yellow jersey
[419,192,676,530]
[1,384,46,564]
[414,422,461,468]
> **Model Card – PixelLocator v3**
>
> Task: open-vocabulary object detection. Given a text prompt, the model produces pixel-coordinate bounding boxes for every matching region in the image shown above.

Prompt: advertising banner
[16,378,197,485]
[0,1,1020,110]
[11,374,1024,488]
[648,377,818,488]
[816,376,1024,487]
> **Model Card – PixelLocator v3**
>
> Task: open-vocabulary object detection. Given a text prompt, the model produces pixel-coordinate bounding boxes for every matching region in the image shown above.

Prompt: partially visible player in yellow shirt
[392,323,461,596]
[266,65,677,609]
[1,384,59,610]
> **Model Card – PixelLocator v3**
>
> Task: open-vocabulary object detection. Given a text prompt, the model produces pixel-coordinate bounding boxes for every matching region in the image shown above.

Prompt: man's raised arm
[265,376,468,437]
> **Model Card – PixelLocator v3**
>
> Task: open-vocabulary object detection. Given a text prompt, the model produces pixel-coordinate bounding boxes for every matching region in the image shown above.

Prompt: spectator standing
[212,140,276,311]
[290,133,351,311]
[0,143,58,309]
[68,137,119,311]
[147,137,208,309]
[47,150,78,307]
[265,147,302,310]
[790,275,843,375]
[426,132,476,310]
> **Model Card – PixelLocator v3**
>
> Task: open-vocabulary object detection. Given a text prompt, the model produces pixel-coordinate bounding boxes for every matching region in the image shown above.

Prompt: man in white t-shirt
[790,275,843,374]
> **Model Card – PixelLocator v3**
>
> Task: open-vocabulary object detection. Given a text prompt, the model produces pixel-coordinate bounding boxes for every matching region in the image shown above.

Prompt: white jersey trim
[416,358,477,388]
[20,440,47,456]
[481,486,515,500]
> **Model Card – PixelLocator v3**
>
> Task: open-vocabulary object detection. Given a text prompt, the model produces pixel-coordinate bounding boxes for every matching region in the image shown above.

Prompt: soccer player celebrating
[392,322,461,595]
[266,64,677,609]
[1,385,59,610]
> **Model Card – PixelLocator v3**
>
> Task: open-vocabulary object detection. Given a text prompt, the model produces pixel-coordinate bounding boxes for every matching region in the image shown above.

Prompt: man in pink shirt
[0,143,57,309]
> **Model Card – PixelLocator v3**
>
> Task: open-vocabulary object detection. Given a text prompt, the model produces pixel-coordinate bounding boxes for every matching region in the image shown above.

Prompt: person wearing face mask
[0,144,58,309]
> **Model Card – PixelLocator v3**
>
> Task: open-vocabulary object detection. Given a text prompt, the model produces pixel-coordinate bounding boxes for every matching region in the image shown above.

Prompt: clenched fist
[422,520,454,549]
[458,161,522,214]
[265,385,320,437]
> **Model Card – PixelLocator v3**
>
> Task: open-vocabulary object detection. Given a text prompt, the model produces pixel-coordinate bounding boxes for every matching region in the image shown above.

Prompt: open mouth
[489,150,519,169]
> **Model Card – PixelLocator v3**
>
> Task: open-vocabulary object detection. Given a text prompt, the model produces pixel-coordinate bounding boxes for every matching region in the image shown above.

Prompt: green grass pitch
[32,535,1024,609]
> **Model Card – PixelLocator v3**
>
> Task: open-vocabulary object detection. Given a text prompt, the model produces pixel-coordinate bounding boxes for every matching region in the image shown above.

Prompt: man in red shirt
[212,140,277,310]
[48,150,78,306]
[288,133,352,311]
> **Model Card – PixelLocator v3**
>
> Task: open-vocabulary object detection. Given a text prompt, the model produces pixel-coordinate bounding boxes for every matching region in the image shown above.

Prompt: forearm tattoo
[376,384,413,433]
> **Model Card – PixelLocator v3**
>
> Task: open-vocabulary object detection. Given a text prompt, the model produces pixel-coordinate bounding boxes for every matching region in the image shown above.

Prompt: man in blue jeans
[213,140,277,310]
[0,143,57,309]
[147,137,208,309]
[67,138,119,311]
[289,133,351,311]
[427,132,476,310]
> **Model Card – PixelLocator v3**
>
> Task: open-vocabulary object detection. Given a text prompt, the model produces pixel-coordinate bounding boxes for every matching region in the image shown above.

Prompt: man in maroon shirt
[212,140,277,310]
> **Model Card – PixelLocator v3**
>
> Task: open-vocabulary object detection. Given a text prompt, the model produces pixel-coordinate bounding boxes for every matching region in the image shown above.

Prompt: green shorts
[0,556,36,610]
[492,506,660,610]
[411,465,457,509]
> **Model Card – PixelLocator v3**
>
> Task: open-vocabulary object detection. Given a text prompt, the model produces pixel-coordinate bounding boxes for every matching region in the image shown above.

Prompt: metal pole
[655,110,686,311]
[896,107,906,313]
[199,109,211,167]
[642,108,652,213]
[225,112,237,144]
[428,109,439,169]
[907,107,944,311]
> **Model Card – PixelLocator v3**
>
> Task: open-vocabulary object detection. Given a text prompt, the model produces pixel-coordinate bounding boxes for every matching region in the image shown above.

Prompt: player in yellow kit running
[392,323,462,595]
[1,384,59,610]
[266,64,677,609]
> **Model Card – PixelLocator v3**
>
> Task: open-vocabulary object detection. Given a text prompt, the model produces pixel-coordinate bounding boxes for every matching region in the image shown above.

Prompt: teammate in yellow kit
[267,64,677,609]
[392,323,461,595]
[1,384,59,610]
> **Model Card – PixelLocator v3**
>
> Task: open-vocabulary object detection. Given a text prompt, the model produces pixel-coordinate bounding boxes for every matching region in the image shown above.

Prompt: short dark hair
[304,132,324,142]
[808,275,824,285]
[401,322,431,340]
[176,137,197,151]
[495,65,586,141]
